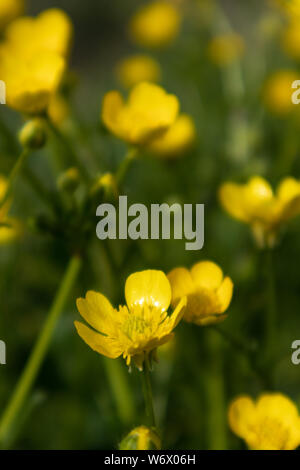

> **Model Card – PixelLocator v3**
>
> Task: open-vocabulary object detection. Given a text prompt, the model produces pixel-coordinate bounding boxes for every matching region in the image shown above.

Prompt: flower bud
[91,172,118,200]
[57,167,80,193]
[119,426,161,450]
[18,118,47,149]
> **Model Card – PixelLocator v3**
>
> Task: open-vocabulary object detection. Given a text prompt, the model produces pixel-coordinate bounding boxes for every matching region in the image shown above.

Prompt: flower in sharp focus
[75,270,186,370]
[0,0,24,31]
[101,81,179,145]
[129,1,181,48]
[119,426,161,450]
[219,176,300,248]
[228,393,300,450]
[167,261,233,326]
[146,114,196,158]
[4,8,73,58]
[262,70,298,115]
[116,54,161,89]
[207,33,244,66]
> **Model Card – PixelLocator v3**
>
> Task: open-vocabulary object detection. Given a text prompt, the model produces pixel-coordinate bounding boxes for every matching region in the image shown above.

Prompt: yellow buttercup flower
[0,0,24,31]
[4,9,73,58]
[147,114,196,158]
[167,261,233,326]
[219,176,300,248]
[102,82,179,145]
[119,426,161,450]
[281,21,300,60]
[129,1,181,48]
[116,54,161,89]
[0,47,65,114]
[228,393,300,450]
[207,33,244,66]
[263,70,298,115]
[75,270,186,370]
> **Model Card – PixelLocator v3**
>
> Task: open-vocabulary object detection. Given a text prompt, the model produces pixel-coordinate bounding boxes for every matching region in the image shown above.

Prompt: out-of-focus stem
[141,357,156,428]
[46,116,90,182]
[264,248,277,358]
[116,148,138,188]
[0,255,82,447]
[0,147,30,210]
[103,358,135,427]
[204,329,227,450]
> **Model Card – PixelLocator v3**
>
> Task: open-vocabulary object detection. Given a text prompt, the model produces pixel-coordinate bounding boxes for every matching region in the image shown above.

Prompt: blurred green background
[1,0,300,450]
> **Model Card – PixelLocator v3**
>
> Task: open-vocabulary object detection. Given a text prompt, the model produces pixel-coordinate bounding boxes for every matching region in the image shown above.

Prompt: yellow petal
[125,82,179,143]
[228,395,256,439]
[277,177,300,221]
[191,261,224,290]
[159,296,187,335]
[101,90,124,138]
[125,269,171,313]
[216,276,234,313]
[76,291,116,336]
[147,114,196,158]
[74,321,122,359]
[219,182,249,223]
[167,267,194,307]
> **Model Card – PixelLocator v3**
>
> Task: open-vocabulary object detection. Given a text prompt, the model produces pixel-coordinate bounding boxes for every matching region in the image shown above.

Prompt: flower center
[122,314,150,340]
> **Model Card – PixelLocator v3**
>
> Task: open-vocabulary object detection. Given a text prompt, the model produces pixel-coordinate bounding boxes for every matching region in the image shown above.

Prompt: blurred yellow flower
[129,1,181,48]
[0,175,10,220]
[102,81,179,145]
[116,54,161,89]
[228,393,300,450]
[119,426,161,450]
[4,8,73,58]
[147,114,196,158]
[281,21,300,60]
[0,48,65,114]
[75,270,186,370]
[48,93,70,126]
[0,218,22,244]
[274,0,300,18]
[207,33,244,66]
[0,0,24,31]
[219,176,300,247]
[168,261,233,326]
[263,70,298,115]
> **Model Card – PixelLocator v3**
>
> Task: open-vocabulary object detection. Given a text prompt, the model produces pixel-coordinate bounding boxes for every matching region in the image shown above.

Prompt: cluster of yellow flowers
[0,8,72,114]
[1,0,300,452]
[75,262,233,370]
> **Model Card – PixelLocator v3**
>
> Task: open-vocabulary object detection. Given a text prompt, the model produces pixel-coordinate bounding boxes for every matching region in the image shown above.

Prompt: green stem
[0,148,30,210]
[204,329,227,450]
[264,248,277,358]
[116,148,138,188]
[141,357,156,428]
[46,116,90,182]
[0,255,82,446]
[103,358,135,427]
